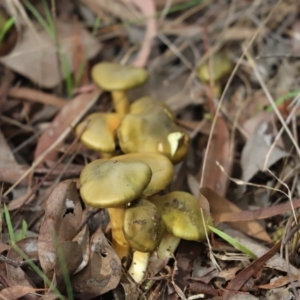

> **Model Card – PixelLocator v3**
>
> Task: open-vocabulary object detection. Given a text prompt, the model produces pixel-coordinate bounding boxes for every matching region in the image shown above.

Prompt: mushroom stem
[111,91,130,116]
[157,231,181,260]
[107,207,130,263]
[128,250,150,283]
[100,152,114,159]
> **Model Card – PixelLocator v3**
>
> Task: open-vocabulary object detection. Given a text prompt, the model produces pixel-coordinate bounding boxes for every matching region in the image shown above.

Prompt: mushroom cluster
[76,60,214,284]
[76,61,190,162]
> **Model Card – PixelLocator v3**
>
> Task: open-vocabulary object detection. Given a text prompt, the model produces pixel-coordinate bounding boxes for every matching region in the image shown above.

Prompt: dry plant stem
[111,91,129,116]
[107,206,130,263]
[128,251,150,283]
[157,231,181,260]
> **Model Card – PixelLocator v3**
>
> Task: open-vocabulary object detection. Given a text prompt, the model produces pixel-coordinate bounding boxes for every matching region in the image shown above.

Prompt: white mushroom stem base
[157,231,181,260]
[107,207,130,264]
[128,251,150,283]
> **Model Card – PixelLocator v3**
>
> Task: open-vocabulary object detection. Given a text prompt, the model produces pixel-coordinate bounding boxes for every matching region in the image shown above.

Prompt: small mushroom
[117,106,189,163]
[76,113,122,155]
[114,153,174,196]
[149,191,213,260]
[197,53,233,97]
[92,62,148,115]
[80,158,152,263]
[123,199,165,283]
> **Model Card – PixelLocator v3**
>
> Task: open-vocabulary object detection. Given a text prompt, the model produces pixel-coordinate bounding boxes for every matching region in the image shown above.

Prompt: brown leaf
[213,198,300,223]
[241,120,287,182]
[34,89,101,163]
[197,94,232,196]
[222,242,281,300]
[38,180,83,275]
[6,238,39,300]
[200,187,271,243]
[72,227,122,299]
[0,20,101,88]
[259,275,298,290]
[73,225,90,274]
[0,286,40,300]
[54,241,83,288]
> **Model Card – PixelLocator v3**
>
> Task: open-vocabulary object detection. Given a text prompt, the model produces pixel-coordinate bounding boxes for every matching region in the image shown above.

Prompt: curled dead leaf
[72,227,122,299]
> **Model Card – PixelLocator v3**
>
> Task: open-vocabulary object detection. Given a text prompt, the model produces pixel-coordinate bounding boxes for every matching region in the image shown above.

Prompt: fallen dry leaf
[6,238,39,299]
[213,198,300,223]
[72,227,122,299]
[0,20,101,88]
[219,225,298,275]
[222,241,281,300]
[73,225,90,274]
[38,180,83,277]
[197,88,232,197]
[0,286,41,300]
[241,120,287,182]
[258,275,298,290]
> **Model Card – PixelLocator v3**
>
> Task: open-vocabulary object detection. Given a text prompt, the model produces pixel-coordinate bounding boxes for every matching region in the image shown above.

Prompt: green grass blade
[4,204,65,299]
[60,52,74,97]
[24,0,54,39]
[208,226,258,260]
[42,0,56,39]
[266,90,300,112]
[0,17,15,43]
[55,240,74,300]
[12,243,64,300]
[4,204,15,244]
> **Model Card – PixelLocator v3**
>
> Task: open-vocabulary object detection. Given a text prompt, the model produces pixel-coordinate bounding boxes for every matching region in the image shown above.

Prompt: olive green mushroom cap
[197,53,233,83]
[114,153,174,196]
[76,113,122,152]
[117,106,189,164]
[150,191,213,241]
[92,62,148,91]
[80,159,152,208]
[130,96,175,121]
[123,199,165,252]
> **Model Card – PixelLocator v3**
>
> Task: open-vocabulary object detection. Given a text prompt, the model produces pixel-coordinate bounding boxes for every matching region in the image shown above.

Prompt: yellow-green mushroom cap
[91,62,148,91]
[197,53,233,84]
[114,153,174,196]
[76,113,122,153]
[150,191,213,241]
[123,199,165,252]
[117,107,189,164]
[80,159,152,208]
[130,96,175,121]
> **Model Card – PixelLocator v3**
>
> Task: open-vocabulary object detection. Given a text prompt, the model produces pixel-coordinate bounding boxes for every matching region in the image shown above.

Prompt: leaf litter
[1,0,300,299]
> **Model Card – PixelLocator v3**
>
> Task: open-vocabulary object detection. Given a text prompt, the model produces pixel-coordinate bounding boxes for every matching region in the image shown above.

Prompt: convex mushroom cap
[114,153,174,196]
[123,199,165,252]
[91,62,148,115]
[197,53,233,84]
[80,159,152,208]
[130,96,175,121]
[150,191,213,241]
[117,106,189,163]
[76,113,121,153]
[92,62,148,91]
